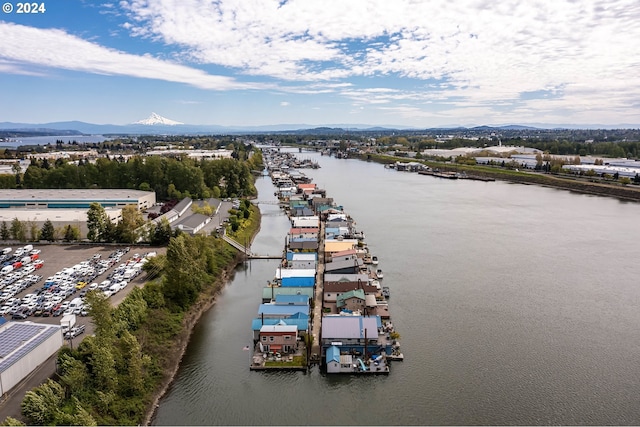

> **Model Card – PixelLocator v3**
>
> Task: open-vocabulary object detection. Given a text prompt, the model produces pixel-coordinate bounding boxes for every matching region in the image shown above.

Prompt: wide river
[154,149,640,425]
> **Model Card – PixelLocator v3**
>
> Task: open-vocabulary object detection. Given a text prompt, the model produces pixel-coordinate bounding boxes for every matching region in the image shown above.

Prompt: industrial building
[0,189,155,210]
[0,321,63,397]
[0,189,156,237]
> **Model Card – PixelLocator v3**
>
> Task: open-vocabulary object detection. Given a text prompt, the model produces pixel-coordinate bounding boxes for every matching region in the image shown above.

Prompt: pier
[309,219,325,362]
[221,235,282,259]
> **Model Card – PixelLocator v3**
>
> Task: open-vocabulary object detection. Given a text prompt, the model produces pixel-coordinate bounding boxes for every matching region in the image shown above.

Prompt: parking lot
[0,244,168,421]
[0,244,167,340]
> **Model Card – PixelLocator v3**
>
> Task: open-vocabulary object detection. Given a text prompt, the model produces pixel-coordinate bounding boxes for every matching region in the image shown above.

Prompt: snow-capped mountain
[133,112,184,126]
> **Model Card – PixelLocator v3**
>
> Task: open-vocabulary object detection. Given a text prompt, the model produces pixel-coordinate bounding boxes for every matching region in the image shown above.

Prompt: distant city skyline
[1,0,639,128]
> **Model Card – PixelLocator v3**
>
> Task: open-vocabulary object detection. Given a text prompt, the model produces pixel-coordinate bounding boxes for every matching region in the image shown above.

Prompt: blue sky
[1,0,639,127]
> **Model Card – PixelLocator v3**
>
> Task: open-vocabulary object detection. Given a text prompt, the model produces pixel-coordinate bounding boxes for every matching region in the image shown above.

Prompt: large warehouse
[0,189,156,210]
[0,321,63,397]
[0,189,156,237]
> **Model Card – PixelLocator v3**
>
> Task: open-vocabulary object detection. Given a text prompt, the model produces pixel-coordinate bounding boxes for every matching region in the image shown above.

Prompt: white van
[69,297,84,311]
[21,256,32,265]
[2,248,11,255]
[23,244,33,252]
[109,283,120,294]
[1,265,13,275]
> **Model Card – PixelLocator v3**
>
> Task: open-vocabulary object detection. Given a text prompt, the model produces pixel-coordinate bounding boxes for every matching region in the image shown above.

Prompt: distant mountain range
[0,115,638,136]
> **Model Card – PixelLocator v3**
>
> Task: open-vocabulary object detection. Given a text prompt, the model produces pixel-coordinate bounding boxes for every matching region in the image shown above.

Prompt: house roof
[275,294,309,305]
[276,268,316,278]
[286,252,317,261]
[324,240,358,253]
[324,281,378,293]
[258,303,309,316]
[321,316,379,340]
[290,227,319,234]
[324,273,370,283]
[251,317,309,331]
[324,258,362,272]
[326,345,341,363]
[259,324,298,334]
[329,248,357,258]
[262,286,314,300]
[336,289,366,307]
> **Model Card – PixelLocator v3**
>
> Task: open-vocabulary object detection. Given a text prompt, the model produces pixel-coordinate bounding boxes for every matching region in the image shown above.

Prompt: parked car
[64,324,86,339]
[12,309,28,320]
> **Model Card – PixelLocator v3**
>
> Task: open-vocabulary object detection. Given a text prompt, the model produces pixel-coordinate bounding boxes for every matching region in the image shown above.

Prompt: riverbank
[143,206,262,426]
[360,153,640,202]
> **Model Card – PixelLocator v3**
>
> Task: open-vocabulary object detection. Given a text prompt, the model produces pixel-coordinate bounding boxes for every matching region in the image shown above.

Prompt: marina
[153,148,640,426]
[249,148,402,373]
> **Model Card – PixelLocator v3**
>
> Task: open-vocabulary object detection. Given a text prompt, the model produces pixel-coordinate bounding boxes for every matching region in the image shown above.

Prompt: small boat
[376,269,383,279]
[372,256,378,265]
[382,286,390,298]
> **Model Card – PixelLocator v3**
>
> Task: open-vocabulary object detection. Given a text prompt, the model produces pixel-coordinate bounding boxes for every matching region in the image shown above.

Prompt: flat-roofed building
[0,189,155,210]
[0,321,63,396]
[0,189,155,238]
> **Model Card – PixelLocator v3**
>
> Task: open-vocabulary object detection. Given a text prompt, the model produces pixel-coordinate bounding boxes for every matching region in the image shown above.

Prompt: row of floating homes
[251,149,402,374]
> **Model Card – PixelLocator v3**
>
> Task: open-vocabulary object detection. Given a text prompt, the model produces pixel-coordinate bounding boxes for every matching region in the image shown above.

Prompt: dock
[248,147,403,374]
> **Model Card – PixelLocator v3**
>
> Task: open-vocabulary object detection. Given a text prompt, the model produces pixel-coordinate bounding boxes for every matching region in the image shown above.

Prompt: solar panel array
[0,323,60,373]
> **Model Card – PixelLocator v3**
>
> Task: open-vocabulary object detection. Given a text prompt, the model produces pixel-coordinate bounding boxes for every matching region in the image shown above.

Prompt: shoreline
[142,253,243,426]
[143,207,262,426]
[360,153,640,202]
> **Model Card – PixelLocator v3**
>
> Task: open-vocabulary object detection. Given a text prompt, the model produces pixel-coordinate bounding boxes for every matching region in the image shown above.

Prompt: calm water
[0,135,110,147]
[154,150,640,425]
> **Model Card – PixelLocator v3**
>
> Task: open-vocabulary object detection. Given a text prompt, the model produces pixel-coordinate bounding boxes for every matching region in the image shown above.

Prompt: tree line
[1,151,263,199]
[8,233,241,425]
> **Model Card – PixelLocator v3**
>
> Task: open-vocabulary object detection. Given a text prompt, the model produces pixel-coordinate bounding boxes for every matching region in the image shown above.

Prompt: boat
[382,286,390,298]
[371,256,378,265]
[376,269,383,279]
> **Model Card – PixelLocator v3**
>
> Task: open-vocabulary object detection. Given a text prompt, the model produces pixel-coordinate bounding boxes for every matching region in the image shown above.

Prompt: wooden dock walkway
[310,220,325,362]
[221,234,282,259]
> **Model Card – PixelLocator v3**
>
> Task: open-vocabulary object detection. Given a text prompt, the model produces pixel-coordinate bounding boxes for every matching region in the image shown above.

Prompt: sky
[0,0,639,128]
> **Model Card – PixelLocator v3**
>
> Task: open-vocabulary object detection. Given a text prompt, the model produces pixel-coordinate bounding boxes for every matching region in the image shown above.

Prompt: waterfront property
[250,147,402,374]
[257,324,299,353]
[261,286,314,303]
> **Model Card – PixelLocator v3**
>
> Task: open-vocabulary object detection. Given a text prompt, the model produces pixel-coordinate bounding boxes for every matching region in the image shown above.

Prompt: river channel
[154,149,640,425]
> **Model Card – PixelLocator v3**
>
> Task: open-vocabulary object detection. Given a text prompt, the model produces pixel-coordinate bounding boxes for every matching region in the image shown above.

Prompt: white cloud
[0,22,263,91]
[117,0,640,123]
[280,101,290,107]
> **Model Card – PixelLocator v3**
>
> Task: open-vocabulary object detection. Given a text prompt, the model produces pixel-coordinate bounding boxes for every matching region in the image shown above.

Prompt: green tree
[10,218,26,242]
[0,221,8,240]
[64,224,80,242]
[21,379,65,425]
[40,219,55,242]
[151,217,172,246]
[0,416,25,426]
[86,202,108,242]
[116,205,145,243]
[27,219,39,241]
[57,353,89,398]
